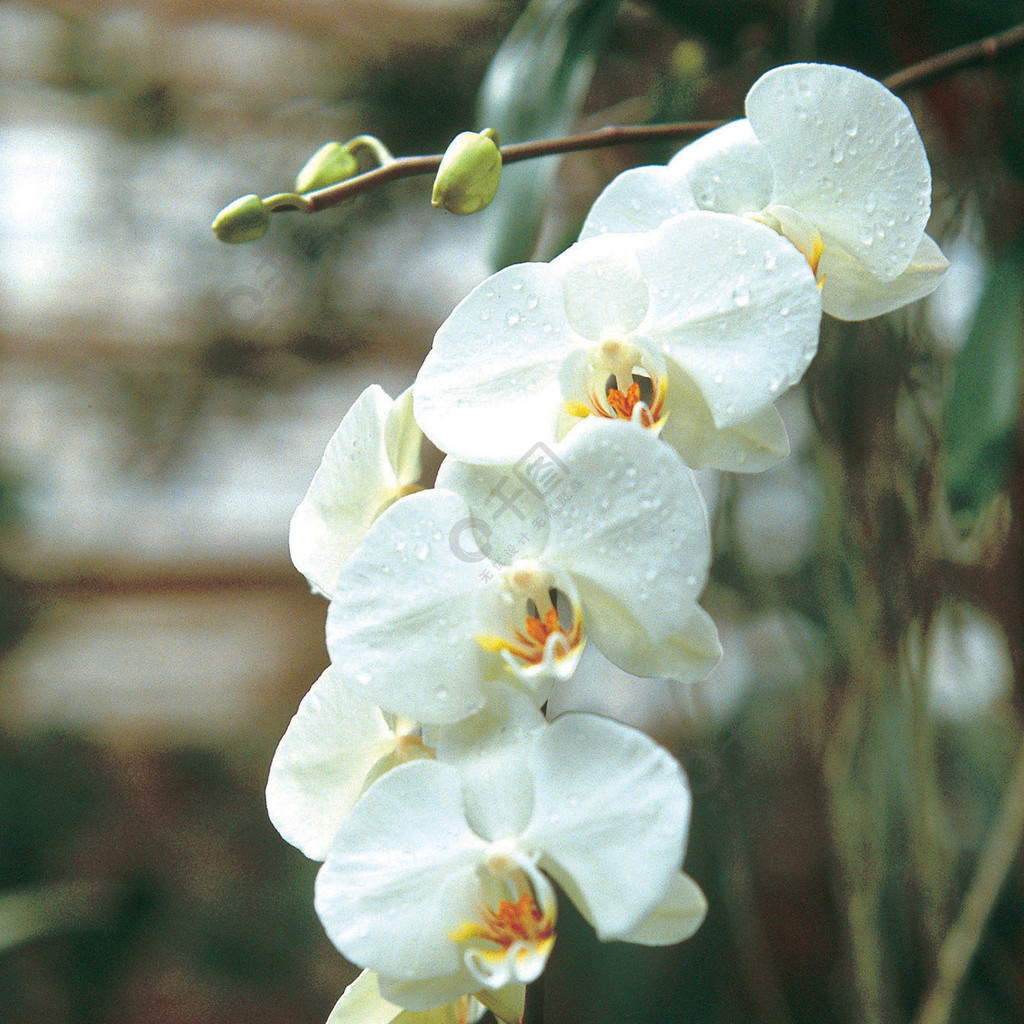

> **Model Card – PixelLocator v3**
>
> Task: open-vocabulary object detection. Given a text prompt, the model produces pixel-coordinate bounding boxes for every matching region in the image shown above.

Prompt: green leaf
[477,0,622,268]
[944,254,1023,517]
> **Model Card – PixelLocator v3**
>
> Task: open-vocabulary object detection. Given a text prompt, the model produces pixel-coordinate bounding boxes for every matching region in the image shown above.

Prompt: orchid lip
[449,849,557,989]
[476,567,584,677]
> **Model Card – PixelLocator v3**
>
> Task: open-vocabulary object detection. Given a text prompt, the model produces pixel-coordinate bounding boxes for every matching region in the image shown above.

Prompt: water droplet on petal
[732,282,750,307]
[764,251,777,271]
[511,281,523,292]
[527,295,539,309]
[713,372,725,385]
[416,542,430,560]
[507,311,521,326]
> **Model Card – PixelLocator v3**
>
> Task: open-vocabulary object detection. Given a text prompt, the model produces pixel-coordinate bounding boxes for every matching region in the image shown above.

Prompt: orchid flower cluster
[266,64,946,1024]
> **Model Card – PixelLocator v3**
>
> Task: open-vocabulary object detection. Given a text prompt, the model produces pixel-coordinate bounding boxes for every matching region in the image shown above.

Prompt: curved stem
[912,735,1024,1024]
[293,19,1024,215]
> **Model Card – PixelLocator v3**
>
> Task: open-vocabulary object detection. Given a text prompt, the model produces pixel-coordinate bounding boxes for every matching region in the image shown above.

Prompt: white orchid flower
[581,63,948,321]
[324,969,492,1024]
[314,691,704,1012]
[325,418,719,725]
[290,384,423,598]
[415,210,820,472]
[265,665,432,861]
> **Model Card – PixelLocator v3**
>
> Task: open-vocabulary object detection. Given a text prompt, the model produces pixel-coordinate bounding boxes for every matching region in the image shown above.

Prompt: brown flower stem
[297,20,1024,214]
[881,20,1024,92]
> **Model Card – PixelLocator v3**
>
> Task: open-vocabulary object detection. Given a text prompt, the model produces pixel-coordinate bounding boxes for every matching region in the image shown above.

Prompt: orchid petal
[431,688,543,843]
[325,490,492,724]
[614,871,708,945]
[542,419,711,646]
[579,164,694,241]
[376,973,487,1019]
[579,586,721,682]
[553,236,650,342]
[818,232,950,320]
[436,456,550,563]
[385,386,424,488]
[636,212,821,428]
[415,263,578,463]
[325,970,405,1024]
[523,713,690,939]
[290,385,406,598]
[658,362,790,471]
[667,118,773,215]
[316,760,489,982]
[474,982,525,1024]
[746,63,932,281]
[266,666,398,861]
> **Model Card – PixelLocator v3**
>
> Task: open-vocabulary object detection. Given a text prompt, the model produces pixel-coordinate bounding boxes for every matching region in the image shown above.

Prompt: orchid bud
[295,141,360,193]
[431,128,502,214]
[211,194,270,243]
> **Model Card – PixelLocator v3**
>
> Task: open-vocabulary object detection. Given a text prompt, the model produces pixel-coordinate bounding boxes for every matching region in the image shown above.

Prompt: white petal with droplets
[635,212,821,428]
[746,63,932,281]
[315,760,489,982]
[325,490,492,724]
[818,232,950,320]
[415,263,578,463]
[290,385,404,598]
[668,118,773,215]
[523,713,690,939]
[541,419,711,645]
[579,163,694,240]
[266,666,397,861]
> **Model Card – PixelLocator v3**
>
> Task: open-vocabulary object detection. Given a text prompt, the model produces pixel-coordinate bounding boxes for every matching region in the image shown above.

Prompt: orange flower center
[582,373,666,431]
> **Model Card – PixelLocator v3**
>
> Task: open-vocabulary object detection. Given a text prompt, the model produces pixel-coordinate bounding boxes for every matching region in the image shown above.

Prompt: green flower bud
[295,142,360,193]
[431,128,502,215]
[211,194,270,243]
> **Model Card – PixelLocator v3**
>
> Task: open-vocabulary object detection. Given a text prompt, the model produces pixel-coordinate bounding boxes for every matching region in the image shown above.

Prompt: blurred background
[0,1,1022,1023]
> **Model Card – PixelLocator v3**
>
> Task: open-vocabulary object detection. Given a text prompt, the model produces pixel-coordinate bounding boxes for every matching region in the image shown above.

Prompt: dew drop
[685,574,698,588]
[779,306,790,317]
[768,377,781,394]
[480,311,490,322]
[764,251,777,271]
[507,311,521,326]
[864,193,878,214]
[732,282,750,307]
[859,227,875,247]
[356,671,372,686]
[527,295,539,309]
[511,281,523,292]
[630,197,642,212]
[416,542,430,560]
[713,372,725,385]
[844,121,858,138]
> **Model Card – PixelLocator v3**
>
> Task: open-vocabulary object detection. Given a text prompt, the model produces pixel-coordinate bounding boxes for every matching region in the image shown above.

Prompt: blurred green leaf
[477,0,622,268]
[944,255,1023,518]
